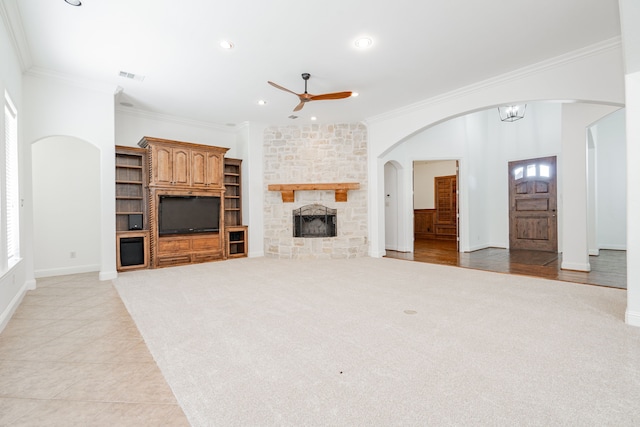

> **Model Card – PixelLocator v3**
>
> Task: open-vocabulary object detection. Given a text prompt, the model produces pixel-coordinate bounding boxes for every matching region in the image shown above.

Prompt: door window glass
[513,167,524,180]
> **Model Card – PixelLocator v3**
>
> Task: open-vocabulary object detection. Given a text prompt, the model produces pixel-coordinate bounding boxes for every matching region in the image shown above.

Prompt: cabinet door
[192,149,222,187]
[191,150,207,187]
[152,145,173,185]
[204,151,222,187]
[172,148,190,186]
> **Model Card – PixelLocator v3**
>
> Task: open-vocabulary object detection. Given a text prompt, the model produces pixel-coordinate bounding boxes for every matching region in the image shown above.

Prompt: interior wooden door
[508,156,557,252]
[434,175,457,240]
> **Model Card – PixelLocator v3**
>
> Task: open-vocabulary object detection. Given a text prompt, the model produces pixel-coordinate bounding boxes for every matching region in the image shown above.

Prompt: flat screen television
[158,195,220,235]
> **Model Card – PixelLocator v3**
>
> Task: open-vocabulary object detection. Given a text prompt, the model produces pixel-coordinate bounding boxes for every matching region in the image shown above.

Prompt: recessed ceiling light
[219,40,234,50]
[351,92,359,97]
[354,37,373,49]
[257,100,267,105]
[64,0,82,6]
[311,116,317,121]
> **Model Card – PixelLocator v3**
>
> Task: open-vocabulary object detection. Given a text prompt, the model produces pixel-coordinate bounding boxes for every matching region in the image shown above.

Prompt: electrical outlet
[70,251,76,259]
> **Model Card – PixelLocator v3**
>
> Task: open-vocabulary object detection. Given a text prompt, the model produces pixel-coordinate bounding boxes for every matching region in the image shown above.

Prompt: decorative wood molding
[268,183,360,203]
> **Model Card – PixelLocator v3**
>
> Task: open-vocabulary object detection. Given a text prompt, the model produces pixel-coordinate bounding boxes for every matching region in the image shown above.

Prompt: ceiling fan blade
[309,91,353,101]
[268,81,300,96]
[293,101,306,112]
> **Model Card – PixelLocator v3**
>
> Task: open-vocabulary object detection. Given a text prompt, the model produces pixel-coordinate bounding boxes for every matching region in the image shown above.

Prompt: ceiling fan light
[350,92,359,97]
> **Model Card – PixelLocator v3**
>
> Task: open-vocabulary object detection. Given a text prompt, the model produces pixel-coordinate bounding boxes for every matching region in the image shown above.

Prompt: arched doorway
[32,136,101,277]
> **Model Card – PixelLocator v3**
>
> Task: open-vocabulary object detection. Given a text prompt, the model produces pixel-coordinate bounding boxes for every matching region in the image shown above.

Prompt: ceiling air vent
[118,71,145,82]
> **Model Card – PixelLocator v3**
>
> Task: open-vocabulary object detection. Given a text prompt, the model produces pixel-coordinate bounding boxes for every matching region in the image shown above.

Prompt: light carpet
[114,256,640,426]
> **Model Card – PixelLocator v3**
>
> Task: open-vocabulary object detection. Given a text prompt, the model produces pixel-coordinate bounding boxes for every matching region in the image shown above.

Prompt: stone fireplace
[263,123,368,259]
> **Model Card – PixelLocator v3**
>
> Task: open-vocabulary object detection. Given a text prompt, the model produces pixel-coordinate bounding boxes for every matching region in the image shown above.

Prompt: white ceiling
[3,0,621,126]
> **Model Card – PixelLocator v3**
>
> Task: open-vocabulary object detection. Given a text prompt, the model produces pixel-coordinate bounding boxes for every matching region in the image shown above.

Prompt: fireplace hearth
[293,204,337,238]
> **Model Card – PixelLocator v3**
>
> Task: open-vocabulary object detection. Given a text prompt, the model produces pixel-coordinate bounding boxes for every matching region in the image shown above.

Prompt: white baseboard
[467,243,497,252]
[34,264,100,278]
[248,250,264,258]
[598,244,627,251]
[561,261,591,272]
[626,310,640,328]
[589,249,600,256]
[0,281,29,333]
[99,270,118,281]
[369,249,386,258]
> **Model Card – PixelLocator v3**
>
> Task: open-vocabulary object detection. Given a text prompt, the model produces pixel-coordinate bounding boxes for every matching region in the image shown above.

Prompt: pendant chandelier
[498,104,527,122]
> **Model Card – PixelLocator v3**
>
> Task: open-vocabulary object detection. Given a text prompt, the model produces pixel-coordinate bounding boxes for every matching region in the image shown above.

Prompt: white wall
[32,137,100,276]
[485,103,563,249]
[115,109,237,153]
[237,122,266,258]
[621,0,640,327]
[23,74,116,280]
[594,109,627,250]
[413,160,457,209]
[560,103,620,271]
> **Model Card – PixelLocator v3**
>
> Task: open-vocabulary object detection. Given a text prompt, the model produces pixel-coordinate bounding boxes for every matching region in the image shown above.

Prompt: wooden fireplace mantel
[268,182,360,203]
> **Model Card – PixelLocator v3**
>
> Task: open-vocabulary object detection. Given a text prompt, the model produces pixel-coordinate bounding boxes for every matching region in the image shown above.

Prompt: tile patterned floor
[0,273,190,426]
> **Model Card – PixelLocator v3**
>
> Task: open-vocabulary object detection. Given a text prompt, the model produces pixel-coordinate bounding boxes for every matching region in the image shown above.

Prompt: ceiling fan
[268,73,353,112]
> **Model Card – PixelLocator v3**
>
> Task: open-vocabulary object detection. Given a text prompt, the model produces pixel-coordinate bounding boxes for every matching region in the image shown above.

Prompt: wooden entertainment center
[115,137,247,271]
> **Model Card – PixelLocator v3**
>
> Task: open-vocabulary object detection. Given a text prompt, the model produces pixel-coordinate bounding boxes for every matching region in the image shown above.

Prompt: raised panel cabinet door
[204,151,222,187]
[152,145,173,185]
[172,148,190,186]
[191,150,207,187]
[190,150,222,187]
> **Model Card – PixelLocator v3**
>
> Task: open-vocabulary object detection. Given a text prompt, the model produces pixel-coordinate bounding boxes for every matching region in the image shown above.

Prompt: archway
[32,136,101,277]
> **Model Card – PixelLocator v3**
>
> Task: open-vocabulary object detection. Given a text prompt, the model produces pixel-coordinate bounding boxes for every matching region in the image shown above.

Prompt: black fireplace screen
[293,204,337,238]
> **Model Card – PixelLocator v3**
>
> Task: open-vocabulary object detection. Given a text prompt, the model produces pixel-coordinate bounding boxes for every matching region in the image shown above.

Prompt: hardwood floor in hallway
[385,239,626,289]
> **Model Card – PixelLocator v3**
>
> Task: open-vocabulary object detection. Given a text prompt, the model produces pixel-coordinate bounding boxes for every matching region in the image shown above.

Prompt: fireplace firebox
[293,204,337,238]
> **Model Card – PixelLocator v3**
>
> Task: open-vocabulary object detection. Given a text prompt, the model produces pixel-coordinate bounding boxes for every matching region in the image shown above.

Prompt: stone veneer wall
[263,123,368,259]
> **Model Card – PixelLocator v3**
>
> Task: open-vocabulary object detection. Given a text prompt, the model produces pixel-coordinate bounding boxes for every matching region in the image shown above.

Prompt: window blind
[5,93,20,266]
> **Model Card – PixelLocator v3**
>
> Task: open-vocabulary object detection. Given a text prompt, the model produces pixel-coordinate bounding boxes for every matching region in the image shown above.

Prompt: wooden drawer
[191,235,219,251]
[192,252,221,263]
[156,254,191,267]
[158,238,191,253]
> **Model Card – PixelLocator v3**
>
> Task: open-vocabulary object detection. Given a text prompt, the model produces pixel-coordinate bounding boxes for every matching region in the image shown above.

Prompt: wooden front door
[508,156,557,252]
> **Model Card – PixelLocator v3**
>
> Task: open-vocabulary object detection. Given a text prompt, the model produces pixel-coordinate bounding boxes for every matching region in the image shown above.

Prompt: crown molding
[0,0,33,71]
[25,66,118,94]
[365,36,623,125]
[115,105,237,133]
